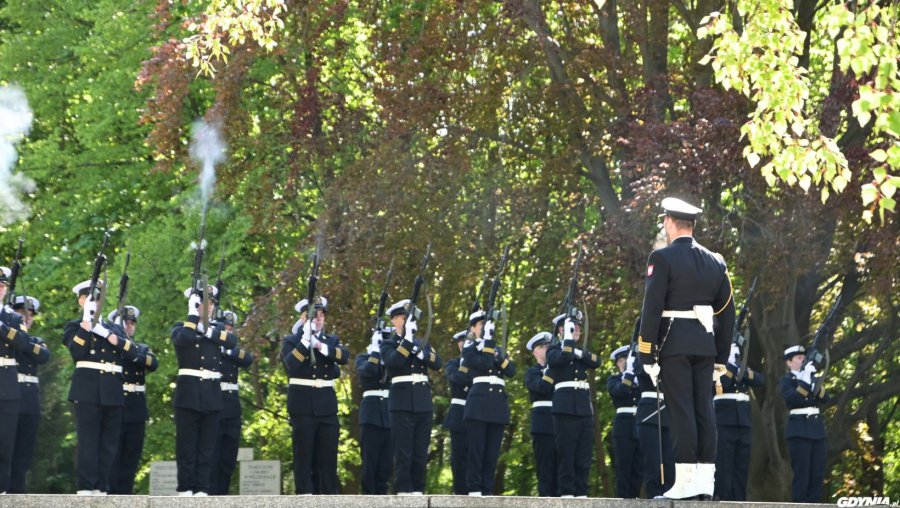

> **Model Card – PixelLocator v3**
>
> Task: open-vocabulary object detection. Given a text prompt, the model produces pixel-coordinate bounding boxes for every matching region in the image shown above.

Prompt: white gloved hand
[803,363,817,375]
[475,339,485,352]
[188,293,201,317]
[205,325,216,339]
[483,320,495,341]
[416,348,426,360]
[291,318,304,336]
[574,348,584,359]
[625,354,635,375]
[542,365,550,376]
[82,299,98,322]
[318,344,329,357]
[302,320,313,343]
[197,321,206,334]
[644,363,661,387]
[367,343,380,355]
[797,368,813,385]
[370,330,382,349]
[728,343,740,365]
[563,318,575,342]
[404,318,417,340]
[91,322,110,338]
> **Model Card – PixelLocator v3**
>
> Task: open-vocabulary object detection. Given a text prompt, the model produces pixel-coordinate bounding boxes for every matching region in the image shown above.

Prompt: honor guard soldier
[443,328,472,495]
[606,344,643,498]
[8,295,49,493]
[462,310,515,496]
[524,332,558,497]
[637,197,735,500]
[713,342,763,501]
[545,313,600,498]
[0,268,33,494]
[209,310,254,495]
[780,345,828,502]
[171,285,238,496]
[108,306,158,495]
[634,354,675,497]
[281,297,349,495]
[380,299,442,495]
[64,280,141,495]
[355,325,394,494]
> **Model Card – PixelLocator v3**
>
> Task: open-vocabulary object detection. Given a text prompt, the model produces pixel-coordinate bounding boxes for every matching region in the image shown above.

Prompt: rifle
[4,239,23,306]
[114,250,131,325]
[87,232,111,325]
[306,248,320,366]
[552,241,584,344]
[371,258,394,334]
[802,293,844,393]
[483,245,510,358]
[734,276,758,382]
[212,253,226,322]
[405,243,431,343]
[472,273,489,313]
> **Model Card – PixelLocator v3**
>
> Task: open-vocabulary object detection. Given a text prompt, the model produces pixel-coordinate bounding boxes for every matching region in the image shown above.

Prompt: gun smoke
[0,85,35,226]
[188,119,227,214]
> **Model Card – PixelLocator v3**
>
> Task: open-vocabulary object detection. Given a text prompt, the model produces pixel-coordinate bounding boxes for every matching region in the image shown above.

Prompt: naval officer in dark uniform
[209,310,254,495]
[606,344,642,498]
[780,345,828,503]
[462,310,515,496]
[108,306,159,495]
[443,327,472,495]
[281,297,349,494]
[356,325,394,494]
[546,312,600,498]
[171,285,238,496]
[64,279,141,495]
[637,197,734,500]
[7,294,48,494]
[524,331,557,497]
[713,342,763,501]
[381,299,442,495]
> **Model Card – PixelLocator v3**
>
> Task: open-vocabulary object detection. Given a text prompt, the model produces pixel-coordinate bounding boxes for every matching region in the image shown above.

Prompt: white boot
[663,463,704,499]
[76,490,92,496]
[194,492,208,497]
[468,492,482,497]
[176,490,193,497]
[91,490,106,496]
[697,463,716,497]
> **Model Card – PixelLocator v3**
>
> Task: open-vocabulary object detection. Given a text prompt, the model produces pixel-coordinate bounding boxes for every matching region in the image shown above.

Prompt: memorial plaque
[149,461,178,496]
[236,447,254,461]
[239,460,281,495]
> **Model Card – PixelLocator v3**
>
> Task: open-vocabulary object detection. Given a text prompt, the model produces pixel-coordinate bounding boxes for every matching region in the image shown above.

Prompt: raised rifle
[306,248,320,366]
[212,253,226,322]
[802,292,844,394]
[552,241,584,344]
[87,232,111,326]
[406,243,431,347]
[4,239,23,306]
[483,245,510,347]
[190,209,209,323]
[371,258,394,334]
[734,276,758,382]
[114,250,131,326]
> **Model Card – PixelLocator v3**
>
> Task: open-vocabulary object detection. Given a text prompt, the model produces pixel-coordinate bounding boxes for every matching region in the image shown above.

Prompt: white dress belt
[789,407,820,416]
[77,361,123,374]
[17,373,39,384]
[391,374,429,384]
[178,368,221,380]
[123,383,146,393]
[472,375,506,386]
[451,398,467,406]
[714,393,750,402]
[289,378,334,388]
[661,305,714,333]
[220,382,239,391]
[641,391,664,400]
[0,358,17,367]
[616,406,637,414]
[531,401,552,408]
[555,380,590,390]
[363,389,389,398]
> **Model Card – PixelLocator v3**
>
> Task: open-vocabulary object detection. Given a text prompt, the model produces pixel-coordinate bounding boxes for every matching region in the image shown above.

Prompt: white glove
[82,299,98,322]
[483,320,495,341]
[197,321,206,334]
[542,365,550,376]
[370,330,382,349]
[404,318,417,340]
[302,320,313,343]
[803,363,817,375]
[728,343,739,365]
[475,339,485,352]
[367,343,380,355]
[574,348,584,359]
[563,318,575,342]
[188,293,201,317]
[91,322,110,338]
[625,354,635,375]
[205,325,216,339]
[318,343,330,357]
[416,348,426,360]
[644,363,661,387]
[291,318,304,336]
[797,368,813,385]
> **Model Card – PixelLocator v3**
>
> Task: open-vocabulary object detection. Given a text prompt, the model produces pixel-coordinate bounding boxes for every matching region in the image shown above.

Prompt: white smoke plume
[0,85,35,226]
[188,119,227,212]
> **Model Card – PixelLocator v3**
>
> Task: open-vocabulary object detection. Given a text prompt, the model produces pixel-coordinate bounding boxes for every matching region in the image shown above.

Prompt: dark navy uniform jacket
[281,331,348,417]
[171,315,238,412]
[524,363,554,435]
[442,356,471,432]
[64,319,140,406]
[380,333,442,413]
[779,372,828,440]
[638,237,735,364]
[607,371,641,438]
[14,336,50,415]
[220,345,254,420]
[121,341,158,423]
[356,349,391,428]
[546,338,600,416]
[462,339,515,424]
[714,363,763,428]
[1,308,31,402]
[634,358,669,428]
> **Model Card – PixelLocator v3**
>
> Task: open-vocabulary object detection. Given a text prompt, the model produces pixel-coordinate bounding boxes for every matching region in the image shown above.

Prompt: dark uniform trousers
[635,364,675,498]
[110,342,158,495]
[714,364,763,501]
[356,349,393,495]
[525,363,557,497]
[9,335,48,493]
[209,346,253,495]
[0,401,19,493]
[638,236,735,471]
[546,338,600,497]
[443,356,470,495]
[64,319,139,492]
[281,331,349,494]
[780,372,828,503]
[607,371,642,498]
[380,333,442,494]
[171,316,238,493]
[1,309,31,493]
